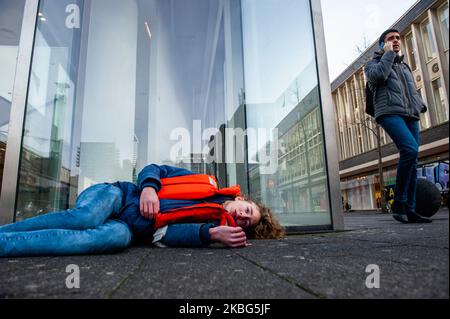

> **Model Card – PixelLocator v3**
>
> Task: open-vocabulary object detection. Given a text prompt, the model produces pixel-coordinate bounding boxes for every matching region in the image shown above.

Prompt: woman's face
[223,198,262,229]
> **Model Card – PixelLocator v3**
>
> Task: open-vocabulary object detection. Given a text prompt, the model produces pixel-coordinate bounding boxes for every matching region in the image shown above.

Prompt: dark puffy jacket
[365,50,427,121]
[112,164,232,247]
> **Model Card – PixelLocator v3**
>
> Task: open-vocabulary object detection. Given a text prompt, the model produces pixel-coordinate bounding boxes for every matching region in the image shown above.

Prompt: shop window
[405,32,418,71]
[432,78,449,124]
[438,2,449,50]
[421,19,438,62]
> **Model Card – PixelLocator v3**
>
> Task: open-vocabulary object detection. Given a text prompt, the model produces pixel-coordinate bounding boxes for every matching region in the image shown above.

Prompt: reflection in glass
[76,0,248,191]
[421,20,437,62]
[242,0,331,227]
[15,0,83,220]
[0,0,25,195]
[77,0,138,191]
[405,33,417,71]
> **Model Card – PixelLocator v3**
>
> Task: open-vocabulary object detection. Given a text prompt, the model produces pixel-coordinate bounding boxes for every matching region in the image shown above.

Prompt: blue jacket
[112,164,232,247]
[365,50,427,121]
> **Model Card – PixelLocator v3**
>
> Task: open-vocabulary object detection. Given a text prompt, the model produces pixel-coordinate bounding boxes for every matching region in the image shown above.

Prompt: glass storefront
[341,175,377,211]
[341,159,449,212]
[0,0,26,196]
[243,0,331,227]
[1,0,336,229]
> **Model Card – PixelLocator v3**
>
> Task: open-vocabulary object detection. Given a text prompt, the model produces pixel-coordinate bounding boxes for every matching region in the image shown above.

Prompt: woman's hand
[209,226,249,248]
[140,187,160,220]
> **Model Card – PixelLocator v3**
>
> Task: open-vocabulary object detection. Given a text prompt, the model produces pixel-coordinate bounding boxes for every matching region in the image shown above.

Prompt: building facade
[0,0,344,232]
[332,0,449,211]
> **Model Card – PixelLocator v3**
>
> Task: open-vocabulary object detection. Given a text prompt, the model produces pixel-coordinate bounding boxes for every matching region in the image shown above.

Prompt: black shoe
[391,201,409,224]
[393,213,409,223]
[407,211,432,224]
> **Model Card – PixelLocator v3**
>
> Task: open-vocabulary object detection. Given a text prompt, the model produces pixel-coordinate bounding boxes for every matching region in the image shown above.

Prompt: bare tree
[355,34,372,55]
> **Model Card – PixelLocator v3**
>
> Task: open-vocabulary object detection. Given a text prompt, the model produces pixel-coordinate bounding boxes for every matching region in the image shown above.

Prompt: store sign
[65,4,80,29]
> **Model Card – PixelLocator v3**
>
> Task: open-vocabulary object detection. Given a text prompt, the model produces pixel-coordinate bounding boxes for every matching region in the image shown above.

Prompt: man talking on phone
[365,29,430,224]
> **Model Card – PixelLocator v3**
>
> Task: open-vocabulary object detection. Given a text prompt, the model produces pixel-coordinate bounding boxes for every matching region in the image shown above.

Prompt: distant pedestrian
[365,29,431,224]
[345,202,352,213]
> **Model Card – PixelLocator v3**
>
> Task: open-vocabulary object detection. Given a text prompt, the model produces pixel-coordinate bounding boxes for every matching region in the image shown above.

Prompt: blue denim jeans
[0,183,132,257]
[378,115,420,212]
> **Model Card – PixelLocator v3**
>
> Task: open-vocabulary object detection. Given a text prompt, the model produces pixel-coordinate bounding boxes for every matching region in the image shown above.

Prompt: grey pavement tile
[236,250,448,299]
[234,213,449,299]
[282,235,448,270]
[111,247,315,299]
[0,248,149,299]
[344,210,448,231]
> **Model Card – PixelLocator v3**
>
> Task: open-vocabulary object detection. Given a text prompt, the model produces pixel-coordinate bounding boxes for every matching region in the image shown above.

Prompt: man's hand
[383,40,394,52]
[140,187,160,220]
[209,226,249,248]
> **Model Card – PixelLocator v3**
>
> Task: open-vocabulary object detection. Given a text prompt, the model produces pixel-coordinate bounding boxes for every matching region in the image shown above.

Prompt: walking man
[365,29,431,224]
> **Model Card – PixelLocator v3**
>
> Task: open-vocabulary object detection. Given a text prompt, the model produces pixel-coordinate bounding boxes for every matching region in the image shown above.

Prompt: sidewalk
[0,209,448,299]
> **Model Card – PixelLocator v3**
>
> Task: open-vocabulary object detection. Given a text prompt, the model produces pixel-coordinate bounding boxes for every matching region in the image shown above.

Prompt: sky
[321,0,418,82]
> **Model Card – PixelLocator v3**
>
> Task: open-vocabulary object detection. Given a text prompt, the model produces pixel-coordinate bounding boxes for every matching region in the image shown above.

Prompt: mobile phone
[380,41,385,50]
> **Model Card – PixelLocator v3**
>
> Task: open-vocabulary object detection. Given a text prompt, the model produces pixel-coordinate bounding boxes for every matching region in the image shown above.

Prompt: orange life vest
[153,174,241,229]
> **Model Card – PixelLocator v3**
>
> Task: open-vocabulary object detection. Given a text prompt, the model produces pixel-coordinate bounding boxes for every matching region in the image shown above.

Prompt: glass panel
[76,0,139,190]
[15,0,249,217]
[432,78,449,124]
[439,3,449,50]
[405,33,417,71]
[242,0,332,227]
[76,0,247,191]
[0,0,25,195]
[15,0,84,220]
[421,19,437,62]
